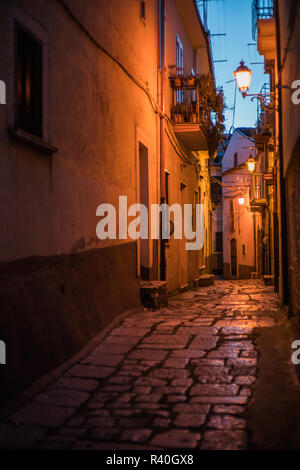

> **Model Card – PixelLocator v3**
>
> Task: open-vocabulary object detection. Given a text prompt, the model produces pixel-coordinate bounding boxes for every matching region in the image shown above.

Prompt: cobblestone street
[1,280,299,450]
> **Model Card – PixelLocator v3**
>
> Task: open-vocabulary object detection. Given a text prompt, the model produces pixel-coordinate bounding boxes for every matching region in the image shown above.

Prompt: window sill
[8,128,58,155]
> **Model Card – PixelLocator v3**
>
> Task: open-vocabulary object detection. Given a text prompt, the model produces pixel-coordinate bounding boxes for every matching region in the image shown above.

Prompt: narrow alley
[2,279,300,451]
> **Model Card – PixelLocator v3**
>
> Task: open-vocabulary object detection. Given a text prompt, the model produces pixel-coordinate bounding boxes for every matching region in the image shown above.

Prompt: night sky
[203,0,269,131]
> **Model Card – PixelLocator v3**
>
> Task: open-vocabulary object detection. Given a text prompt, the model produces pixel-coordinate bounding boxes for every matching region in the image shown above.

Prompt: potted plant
[186,75,195,87]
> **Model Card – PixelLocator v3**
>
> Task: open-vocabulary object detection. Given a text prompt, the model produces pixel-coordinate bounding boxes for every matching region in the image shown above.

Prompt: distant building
[210,137,229,275]
[222,129,257,279]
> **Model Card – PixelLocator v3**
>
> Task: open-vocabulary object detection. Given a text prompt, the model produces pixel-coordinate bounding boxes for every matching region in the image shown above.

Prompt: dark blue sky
[203,0,269,131]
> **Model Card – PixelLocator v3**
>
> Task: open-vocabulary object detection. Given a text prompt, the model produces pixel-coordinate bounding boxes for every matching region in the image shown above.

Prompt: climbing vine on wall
[197,74,225,159]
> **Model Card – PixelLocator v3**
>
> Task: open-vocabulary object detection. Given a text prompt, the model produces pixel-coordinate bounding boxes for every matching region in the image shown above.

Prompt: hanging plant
[196,74,225,158]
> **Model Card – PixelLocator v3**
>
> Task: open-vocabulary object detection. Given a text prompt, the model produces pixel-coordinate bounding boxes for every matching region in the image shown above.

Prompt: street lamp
[233,60,278,112]
[238,197,245,205]
[233,60,252,97]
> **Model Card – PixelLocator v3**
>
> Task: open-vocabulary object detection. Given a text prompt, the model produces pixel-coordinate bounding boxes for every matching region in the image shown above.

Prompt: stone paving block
[151,368,190,379]
[212,405,245,414]
[189,335,218,350]
[201,430,247,450]
[108,375,133,385]
[50,377,99,392]
[103,336,141,345]
[0,424,46,449]
[174,413,206,427]
[143,334,190,344]
[66,365,114,379]
[170,350,206,358]
[81,353,124,367]
[235,376,256,385]
[153,418,171,428]
[163,358,189,368]
[136,394,162,403]
[37,436,74,450]
[177,327,218,335]
[207,414,247,429]
[138,344,185,350]
[135,377,167,386]
[190,396,249,405]
[110,327,150,336]
[35,389,89,408]
[190,384,239,397]
[227,358,257,367]
[10,404,75,428]
[194,366,230,377]
[90,428,120,441]
[172,403,210,414]
[119,418,151,428]
[128,349,168,361]
[207,348,239,359]
[150,429,201,449]
[86,417,115,428]
[166,395,187,403]
[120,429,152,443]
[171,378,193,387]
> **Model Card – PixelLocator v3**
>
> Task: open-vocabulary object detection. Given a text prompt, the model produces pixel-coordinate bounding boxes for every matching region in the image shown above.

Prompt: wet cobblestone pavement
[0,280,288,450]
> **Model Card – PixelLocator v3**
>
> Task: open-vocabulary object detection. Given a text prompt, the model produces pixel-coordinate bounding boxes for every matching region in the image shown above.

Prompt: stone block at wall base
[251,272,261,279]
[140,281,168,310]
[263,275,275,286]
[198,274,215,287]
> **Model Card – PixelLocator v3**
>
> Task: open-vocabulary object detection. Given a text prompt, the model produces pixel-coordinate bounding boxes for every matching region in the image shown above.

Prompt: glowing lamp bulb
[247,158,255,173]
[234,60,252,95]
[238,197,245,205]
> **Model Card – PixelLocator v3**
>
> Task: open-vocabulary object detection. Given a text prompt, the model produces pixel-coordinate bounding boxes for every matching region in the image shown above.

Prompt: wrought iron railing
[252,0,275,40]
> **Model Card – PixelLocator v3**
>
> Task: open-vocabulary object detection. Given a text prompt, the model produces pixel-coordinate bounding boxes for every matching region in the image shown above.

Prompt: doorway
[139,142,150,280]
[230,238,237,278]
[180,182,188,288]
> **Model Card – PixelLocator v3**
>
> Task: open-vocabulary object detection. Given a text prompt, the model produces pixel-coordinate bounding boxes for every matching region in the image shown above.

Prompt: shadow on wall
[0,242,140,406]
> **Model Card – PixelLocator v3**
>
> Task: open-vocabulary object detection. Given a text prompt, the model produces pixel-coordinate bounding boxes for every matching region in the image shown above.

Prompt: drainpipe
[253,213,257,272]
[159,0,166,280]
[275,0,289,305]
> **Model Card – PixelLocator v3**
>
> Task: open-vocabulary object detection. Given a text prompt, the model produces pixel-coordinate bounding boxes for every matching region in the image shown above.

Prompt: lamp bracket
[242,91,278,112]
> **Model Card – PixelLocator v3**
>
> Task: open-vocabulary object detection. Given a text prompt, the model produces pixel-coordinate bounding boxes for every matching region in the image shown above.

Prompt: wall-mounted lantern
[247,158,256,173]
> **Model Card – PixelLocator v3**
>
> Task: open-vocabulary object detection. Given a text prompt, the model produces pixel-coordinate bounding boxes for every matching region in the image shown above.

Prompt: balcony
[250,197,268,212]
[169,73,208,151]
[252,0,276,59]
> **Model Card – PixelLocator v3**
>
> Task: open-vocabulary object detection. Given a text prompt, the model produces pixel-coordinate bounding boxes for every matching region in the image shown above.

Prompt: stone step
[262,275,275,286]
[251,272,261,279]
[140,280,168,310]
[198,274,215,287]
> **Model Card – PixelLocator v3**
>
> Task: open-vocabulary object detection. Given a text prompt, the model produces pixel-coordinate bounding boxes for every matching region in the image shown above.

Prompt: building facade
[0,0,219,403]
[253,0,300,314]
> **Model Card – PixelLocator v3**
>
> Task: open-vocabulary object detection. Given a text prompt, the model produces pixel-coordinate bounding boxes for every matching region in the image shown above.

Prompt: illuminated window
[15,23,43,138]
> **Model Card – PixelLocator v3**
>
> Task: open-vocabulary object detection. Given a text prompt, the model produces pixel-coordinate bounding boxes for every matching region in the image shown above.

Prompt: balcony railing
[252,0,275,40]
[169,72,201,124]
